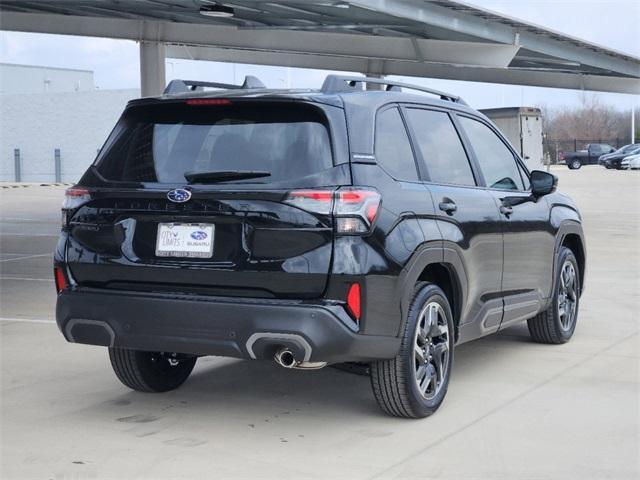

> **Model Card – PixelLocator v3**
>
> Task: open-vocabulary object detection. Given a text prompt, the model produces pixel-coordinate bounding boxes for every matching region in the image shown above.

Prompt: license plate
[155,223,214,258]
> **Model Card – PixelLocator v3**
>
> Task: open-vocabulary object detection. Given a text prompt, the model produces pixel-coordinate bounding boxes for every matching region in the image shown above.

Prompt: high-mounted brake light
[186,99,232,106]
[54,265,68,294]
[346,283,361,321]
[284,187,381,235]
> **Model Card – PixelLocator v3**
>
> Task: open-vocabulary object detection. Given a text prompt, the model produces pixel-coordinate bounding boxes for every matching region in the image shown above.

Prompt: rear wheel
[527,247,580,344]
[109,348,197,392]
[370,283,454,418]
[569,159,582,170]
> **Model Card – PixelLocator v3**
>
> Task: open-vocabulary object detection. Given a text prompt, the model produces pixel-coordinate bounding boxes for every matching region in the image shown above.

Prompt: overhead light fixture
[200,3,234,17]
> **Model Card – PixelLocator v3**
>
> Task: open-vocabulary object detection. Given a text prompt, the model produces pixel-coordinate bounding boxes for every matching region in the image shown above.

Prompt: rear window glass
[95,102,333,184]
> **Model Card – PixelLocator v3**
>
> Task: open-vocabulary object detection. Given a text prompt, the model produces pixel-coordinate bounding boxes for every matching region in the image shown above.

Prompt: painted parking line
[0,253,52,263]
[0,317,56,325]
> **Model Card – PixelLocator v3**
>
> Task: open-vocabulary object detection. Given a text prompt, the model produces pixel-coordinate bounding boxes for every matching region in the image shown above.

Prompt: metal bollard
[14,148,21,182]
[54,148,61,183]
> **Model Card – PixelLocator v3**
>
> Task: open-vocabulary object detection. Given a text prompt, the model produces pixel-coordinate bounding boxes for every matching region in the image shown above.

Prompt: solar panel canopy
[1,0,638,94]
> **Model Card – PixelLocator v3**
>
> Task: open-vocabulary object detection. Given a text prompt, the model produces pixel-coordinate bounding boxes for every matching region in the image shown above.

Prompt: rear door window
[95,102,333,184]
[405,108,476,186]
[375,107,419,182]
[458,116,525,191]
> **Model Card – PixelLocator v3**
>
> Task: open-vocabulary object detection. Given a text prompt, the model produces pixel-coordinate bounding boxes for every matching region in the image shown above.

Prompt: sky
[0,0,638,111]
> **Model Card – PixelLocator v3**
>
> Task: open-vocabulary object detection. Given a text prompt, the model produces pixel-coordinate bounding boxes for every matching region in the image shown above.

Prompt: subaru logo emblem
[191,231,208,240]
[167,188,191,203]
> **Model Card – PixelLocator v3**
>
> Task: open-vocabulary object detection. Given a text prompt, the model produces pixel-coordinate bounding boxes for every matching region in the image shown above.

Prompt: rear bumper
[56,288,400,363]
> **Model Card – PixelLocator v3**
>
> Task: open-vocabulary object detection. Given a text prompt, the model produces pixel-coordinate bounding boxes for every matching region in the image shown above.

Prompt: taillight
[62,186,91,227]
[334,188,381,234]
[284,187,381,235]
[346,283,361,321]
[54,266,68,293]
[284,189,333,215]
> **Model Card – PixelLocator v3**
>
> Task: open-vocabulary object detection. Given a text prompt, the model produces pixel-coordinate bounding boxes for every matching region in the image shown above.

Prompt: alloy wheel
[557,260,577,331]
[413,301,450,400]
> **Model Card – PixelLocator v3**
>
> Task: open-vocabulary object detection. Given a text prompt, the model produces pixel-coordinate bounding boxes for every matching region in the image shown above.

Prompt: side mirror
[530,170,557,197]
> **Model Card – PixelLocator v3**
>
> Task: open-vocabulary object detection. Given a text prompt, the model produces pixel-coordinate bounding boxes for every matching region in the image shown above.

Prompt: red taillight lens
[284,189,334,215]
[54,266,68,293]
[186,99,232,106]
[346,283,361,321]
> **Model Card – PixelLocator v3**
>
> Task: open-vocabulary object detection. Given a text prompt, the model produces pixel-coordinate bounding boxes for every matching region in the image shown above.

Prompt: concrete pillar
[364,73,384,91]
[140,41,166,97]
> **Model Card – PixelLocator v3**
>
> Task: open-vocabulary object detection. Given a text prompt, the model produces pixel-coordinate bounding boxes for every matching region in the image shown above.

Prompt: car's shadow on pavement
[95,322,538,426]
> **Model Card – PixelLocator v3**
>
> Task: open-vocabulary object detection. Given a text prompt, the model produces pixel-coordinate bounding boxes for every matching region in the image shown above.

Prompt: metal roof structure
[1,0,638,95]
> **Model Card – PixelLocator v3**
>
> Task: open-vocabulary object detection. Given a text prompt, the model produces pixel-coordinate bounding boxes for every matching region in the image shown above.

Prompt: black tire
[370,283,454,418]
[570,160,582,170]
[108,348,197,392]
[527,247,580,344]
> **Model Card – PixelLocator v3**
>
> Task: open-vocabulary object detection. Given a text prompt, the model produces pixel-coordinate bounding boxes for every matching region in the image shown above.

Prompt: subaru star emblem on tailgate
[167,188,191,203]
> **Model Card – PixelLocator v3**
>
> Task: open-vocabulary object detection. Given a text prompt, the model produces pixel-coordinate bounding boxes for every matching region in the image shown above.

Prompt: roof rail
[320,75,466,105]
[164,75,265,95]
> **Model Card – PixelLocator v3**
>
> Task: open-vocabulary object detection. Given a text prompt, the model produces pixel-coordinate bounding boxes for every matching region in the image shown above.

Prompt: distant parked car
[621,154,640,170]
[599,144,640,169]
[559,143,615,169]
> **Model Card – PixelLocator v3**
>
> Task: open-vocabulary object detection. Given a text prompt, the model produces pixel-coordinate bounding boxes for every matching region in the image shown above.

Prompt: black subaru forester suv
[55,76,585,418]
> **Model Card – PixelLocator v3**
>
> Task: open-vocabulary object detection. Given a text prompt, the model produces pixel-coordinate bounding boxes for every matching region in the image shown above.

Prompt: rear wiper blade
[184,170,271,183]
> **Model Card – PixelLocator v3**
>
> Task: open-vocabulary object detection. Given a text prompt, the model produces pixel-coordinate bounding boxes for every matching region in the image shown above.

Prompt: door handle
[500,205,513,216]
[439,200,457,215]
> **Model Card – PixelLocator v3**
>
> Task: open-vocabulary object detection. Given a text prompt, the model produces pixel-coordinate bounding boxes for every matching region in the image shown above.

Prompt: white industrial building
[0,63,138,182]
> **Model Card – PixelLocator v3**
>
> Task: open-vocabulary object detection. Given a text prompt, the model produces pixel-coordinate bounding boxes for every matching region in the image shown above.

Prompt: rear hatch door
[66,99,349,299]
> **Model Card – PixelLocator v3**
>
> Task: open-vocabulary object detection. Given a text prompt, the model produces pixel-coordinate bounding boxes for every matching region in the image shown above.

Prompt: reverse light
[346,283,362,321]
[54,265,68,293]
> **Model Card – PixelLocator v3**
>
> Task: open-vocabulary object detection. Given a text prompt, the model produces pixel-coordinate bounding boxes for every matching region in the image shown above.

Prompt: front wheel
[370,283,454,418]
[109,348,197,392]
[527,247,580,344]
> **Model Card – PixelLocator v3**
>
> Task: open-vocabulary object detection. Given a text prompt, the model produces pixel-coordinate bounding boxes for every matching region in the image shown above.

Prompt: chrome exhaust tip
[274,348,296,368]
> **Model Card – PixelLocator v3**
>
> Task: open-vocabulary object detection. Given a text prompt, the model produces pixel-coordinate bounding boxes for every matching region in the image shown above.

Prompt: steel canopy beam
[0,11,518,68]
[346,0,640,79]
[167,44,640,94]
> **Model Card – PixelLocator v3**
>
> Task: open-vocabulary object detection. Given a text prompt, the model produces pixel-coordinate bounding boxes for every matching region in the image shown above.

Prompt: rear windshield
[95,102,333,184]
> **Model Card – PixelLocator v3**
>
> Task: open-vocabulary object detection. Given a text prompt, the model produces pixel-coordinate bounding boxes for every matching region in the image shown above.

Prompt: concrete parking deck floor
[1,167,638,479]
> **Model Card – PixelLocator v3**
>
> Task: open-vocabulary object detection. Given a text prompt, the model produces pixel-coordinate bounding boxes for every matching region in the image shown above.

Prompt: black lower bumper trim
[56,288,400,363]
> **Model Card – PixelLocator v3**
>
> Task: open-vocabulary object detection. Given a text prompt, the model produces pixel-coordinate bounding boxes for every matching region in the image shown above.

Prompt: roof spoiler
[164,76,266,95]
[321,75,466,105]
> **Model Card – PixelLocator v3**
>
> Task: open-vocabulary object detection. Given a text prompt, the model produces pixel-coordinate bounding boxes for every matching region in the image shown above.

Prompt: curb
[0,183,72,189]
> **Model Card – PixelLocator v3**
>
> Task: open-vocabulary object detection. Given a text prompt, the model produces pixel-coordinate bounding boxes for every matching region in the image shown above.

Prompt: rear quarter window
[95,102,333,184]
